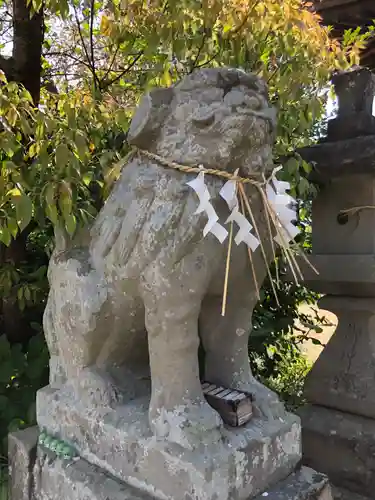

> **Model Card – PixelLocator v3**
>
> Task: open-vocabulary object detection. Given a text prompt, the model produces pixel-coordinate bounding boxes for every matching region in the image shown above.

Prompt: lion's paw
[149,399,224,450]
[71,367,123,408]
[248,379,286,421]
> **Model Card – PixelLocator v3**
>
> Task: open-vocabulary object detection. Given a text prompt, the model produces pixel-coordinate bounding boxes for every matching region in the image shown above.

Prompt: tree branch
[190,30,208,73]
[100,52,144,90]
[73,5,99,89]
[101,44,120,83]
[45,50,93,71]
[89,0,96,89]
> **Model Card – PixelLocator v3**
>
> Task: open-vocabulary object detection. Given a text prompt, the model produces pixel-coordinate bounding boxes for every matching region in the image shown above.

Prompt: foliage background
[0,0,372,483]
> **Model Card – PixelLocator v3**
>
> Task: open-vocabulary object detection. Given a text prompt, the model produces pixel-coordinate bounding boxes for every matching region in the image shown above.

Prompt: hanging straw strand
[239,190,260,301]
[237,183,280,306]
[221,221,234,317]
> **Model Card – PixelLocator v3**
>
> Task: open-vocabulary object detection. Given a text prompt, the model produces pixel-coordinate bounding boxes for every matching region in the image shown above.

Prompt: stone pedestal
[297,69,375,500]
[35,386,304,500]
[9,426,332,500]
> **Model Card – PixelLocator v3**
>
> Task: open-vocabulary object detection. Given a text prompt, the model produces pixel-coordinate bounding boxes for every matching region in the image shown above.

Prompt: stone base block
[8,427,332,500]
[299,404,375,499]
[8,427,38,500]
[331,486,371,500]
[255,466,332,499]
[37,385,302,500]
[327,113,375,140]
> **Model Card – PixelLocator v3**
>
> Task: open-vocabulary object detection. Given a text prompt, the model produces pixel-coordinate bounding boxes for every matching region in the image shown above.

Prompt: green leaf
[74,131,88,160]
[82,172,93,186]
[7,418,25,433]
[45,203,59,225]
[65,213,76,236]
[298,176,310,196]
[24,286,31,302]
[311,337,323,346]
[55,144,71,171]
[14,194,33,231]
[161,66,172,87]
[0,226,11,246]
[58,182,72,219]
[7,217,19,238]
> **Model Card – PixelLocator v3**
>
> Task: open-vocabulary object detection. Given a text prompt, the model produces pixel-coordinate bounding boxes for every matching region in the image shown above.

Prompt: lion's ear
[128,87,174,148]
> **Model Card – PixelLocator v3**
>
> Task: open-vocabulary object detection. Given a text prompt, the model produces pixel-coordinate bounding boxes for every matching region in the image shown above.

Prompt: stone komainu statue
[43,67,286,450]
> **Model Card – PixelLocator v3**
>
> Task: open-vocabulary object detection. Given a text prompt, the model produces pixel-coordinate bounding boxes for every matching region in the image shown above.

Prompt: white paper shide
[186,170,228,243]
[186,166,299,251]
[219,177,260,251]
[266,166,300,245]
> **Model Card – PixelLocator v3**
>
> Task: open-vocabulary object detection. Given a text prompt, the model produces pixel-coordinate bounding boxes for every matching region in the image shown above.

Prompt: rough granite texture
[304,296,375,418]
[8,427,38,500]
[300,404,375,499]
[331,486,371,500]
[255,467,332,500]
[9,428,331,500]
[37,387,301,500]
[9,68,319,500]
[42,67,285,453]
[295,69,375,500]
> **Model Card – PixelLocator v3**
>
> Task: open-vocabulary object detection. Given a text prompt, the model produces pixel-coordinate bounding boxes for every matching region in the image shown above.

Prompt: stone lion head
[128,67,276,178]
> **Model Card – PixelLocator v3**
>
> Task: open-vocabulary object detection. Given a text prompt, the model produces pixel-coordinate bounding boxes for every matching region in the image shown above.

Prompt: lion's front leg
[141,262,223,450]
[45,254,123,408]
[200,294,286,420]
[43,294,66,388]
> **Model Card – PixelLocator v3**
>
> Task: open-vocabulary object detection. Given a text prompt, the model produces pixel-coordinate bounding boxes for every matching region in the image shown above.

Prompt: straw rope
[132,147,316,313]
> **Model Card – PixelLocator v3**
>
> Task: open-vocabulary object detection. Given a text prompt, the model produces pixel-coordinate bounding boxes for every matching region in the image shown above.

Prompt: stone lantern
[298,68,375,500]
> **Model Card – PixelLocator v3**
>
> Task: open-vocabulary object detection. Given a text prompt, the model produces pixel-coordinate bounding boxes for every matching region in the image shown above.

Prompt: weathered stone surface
[299,404,375,499]
[37,460,331,500]
[8,427,38,500]
[254,466,332,500]
[34,451,153,500]
[326,70,375,141]
[298,136,375,181]
[331,485,371,500]
[304,296,375,418]
[295,68,375,500]
[326,113,375,141]
[312,174,375,256]
[26,67,316,500]
[37,386,301,500]
[9,427,329,500]
[297,69,375,180]
[42,67,285,457]
[295,255,375,296]
[332,69,375,119]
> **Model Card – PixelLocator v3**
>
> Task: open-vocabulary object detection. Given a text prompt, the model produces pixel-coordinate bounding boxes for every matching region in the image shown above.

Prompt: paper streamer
[219,179,260,251]
[267,167,299,245]
[186,171,228,243]
[187,166,299,250]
